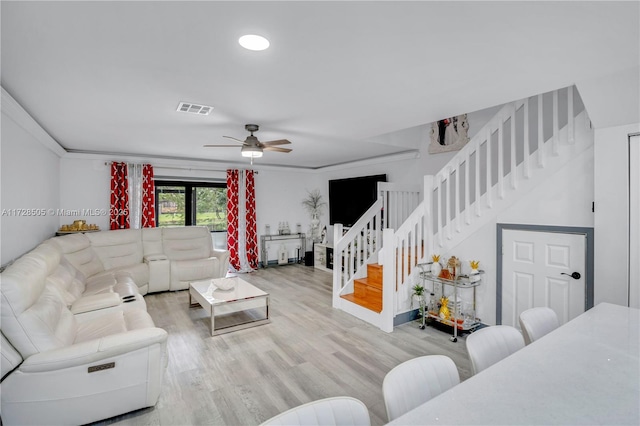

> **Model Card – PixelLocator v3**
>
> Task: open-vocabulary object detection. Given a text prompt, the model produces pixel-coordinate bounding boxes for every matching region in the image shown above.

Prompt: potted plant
[302,189,326,241]
[411,283,426,314]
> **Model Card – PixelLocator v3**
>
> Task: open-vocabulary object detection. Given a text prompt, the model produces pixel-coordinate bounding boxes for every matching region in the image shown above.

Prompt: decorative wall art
[428,114,470,154]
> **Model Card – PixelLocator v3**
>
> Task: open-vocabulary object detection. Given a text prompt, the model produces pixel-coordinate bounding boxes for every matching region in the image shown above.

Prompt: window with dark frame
[155,180,227,232]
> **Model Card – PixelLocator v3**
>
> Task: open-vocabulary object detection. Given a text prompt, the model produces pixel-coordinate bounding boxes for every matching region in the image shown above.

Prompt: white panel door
[503,230,586,328]
[630,135,639,308]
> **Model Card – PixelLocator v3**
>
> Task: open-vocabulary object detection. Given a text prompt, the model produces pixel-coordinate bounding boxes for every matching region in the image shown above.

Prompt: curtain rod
[103,162,258,173]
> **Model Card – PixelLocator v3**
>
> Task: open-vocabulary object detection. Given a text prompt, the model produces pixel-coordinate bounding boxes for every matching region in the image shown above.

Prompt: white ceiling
[2,1,638,170]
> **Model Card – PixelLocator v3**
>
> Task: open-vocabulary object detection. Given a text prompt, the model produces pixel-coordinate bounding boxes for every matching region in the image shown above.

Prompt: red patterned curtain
[245,170,259,269]
[226,169,258,272]
[226,170,240,270]
[141,164,156,228]
[110,162,130,230]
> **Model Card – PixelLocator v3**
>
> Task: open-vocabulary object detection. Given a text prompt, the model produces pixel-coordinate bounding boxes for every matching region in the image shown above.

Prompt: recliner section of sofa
[0,252,168,425]
[0,226,229,424]
[162,226,230,290]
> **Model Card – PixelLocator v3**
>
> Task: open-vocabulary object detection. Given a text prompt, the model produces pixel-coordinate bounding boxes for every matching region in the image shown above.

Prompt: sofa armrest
[70,292,121,314]
[144,254,168,262]
[210,249,230,275]
[144,254,170,292]
[18,328,168,373]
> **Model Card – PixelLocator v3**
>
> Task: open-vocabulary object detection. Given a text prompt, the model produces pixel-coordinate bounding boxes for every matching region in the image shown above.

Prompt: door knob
[561,272,581,280]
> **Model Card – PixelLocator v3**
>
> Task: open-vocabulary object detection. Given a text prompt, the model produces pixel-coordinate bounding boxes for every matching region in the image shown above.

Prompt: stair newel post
[332,223,343,308]
[424,175,435,258]
[523,97,531,178]
[381,228,396,333]
[568,86,575,144]
[552,90,559,156]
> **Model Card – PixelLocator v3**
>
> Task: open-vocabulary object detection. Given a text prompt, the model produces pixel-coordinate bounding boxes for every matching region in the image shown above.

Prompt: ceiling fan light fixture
[239,34,270,51]
[241,145,263,158]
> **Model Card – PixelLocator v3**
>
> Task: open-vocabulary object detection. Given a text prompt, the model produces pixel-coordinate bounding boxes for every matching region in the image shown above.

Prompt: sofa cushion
[162,226,212,261]
[74,309,154,343]
[142,227,163,256]
[169,257,219,290]
[86,229,144,270]
[87,263,149,294]
[51,234,105,280]
[1,256,77,358]
[29,242,85,306]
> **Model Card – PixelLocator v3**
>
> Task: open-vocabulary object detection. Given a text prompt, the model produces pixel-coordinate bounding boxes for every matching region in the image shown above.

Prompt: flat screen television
[328,174,386,227]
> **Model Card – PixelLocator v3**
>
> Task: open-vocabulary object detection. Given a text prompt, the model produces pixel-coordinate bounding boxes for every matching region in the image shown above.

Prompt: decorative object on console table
[278,244,288,264]
[302,189,326,242]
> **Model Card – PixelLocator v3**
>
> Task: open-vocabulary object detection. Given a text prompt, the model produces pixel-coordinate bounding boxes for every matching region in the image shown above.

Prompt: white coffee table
[189,277,270,336]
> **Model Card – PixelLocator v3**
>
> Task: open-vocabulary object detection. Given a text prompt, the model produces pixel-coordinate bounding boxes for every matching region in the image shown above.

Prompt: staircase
[332,85,594,332]
[341,264,383,312]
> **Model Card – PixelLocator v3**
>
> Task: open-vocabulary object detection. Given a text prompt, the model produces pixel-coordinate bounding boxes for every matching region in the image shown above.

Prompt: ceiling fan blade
[203,144,243,148]
[264,146,292,153]
[223,135,246,143]
[261,139,291,146]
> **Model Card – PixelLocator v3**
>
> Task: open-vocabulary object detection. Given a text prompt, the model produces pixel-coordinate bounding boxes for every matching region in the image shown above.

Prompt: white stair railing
[428,86,584,250]
[334,85,590,333]
[332,184,421,307]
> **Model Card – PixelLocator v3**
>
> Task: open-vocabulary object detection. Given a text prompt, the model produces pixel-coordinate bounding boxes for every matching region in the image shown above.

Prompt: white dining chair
[382,355,460,422]
[466,325,525,375]
[519,307,559,345]
[260,396,370,426]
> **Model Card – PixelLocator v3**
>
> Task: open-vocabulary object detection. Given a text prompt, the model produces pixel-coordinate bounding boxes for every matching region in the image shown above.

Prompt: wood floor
[97,265,473,426]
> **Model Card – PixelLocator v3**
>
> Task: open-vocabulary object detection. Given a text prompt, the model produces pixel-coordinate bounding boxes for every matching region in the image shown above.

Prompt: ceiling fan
[204,124,292,163]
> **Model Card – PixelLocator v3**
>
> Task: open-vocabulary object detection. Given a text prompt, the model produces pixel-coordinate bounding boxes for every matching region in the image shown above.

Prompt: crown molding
[1,86,67,157]
[63,148,421,174]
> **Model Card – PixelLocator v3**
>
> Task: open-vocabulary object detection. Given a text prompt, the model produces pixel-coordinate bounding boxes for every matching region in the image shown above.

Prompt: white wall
[59,158,112,230]
[1,104,61,265]
[594,123,640,307]
[435,145,595,324]
[255,170,321,262]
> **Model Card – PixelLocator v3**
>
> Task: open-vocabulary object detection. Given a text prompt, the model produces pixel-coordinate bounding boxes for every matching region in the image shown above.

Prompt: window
[155,181,227,232]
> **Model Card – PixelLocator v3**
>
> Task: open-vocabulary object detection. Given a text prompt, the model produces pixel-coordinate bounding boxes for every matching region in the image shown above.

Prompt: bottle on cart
[428,292,437,315]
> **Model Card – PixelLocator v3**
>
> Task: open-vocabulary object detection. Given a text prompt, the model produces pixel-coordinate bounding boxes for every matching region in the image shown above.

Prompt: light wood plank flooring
[97,265,472,426]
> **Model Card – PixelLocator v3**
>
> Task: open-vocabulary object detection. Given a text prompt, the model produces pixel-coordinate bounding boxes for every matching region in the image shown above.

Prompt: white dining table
[387,302,640,425]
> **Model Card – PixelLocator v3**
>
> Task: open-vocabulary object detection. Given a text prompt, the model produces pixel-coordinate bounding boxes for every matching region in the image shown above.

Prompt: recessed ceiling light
[239,34,270,51]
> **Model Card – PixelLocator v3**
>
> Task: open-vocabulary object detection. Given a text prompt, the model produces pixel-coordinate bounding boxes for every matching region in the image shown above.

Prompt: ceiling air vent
[177,102,214,115]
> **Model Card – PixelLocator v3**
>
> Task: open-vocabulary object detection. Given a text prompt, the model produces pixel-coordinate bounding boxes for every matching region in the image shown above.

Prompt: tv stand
[313,243,333,272]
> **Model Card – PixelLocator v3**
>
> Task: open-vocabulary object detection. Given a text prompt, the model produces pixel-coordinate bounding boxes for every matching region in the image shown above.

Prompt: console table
[260,233,306,268]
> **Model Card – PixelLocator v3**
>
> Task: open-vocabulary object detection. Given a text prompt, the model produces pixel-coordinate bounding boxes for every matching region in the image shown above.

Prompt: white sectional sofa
[0,226,230,424]
[52,226,230,293]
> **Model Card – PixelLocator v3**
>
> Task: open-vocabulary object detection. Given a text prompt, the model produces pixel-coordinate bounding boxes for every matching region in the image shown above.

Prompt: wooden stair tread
[341,293,382,313]
[354,276,382,290]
